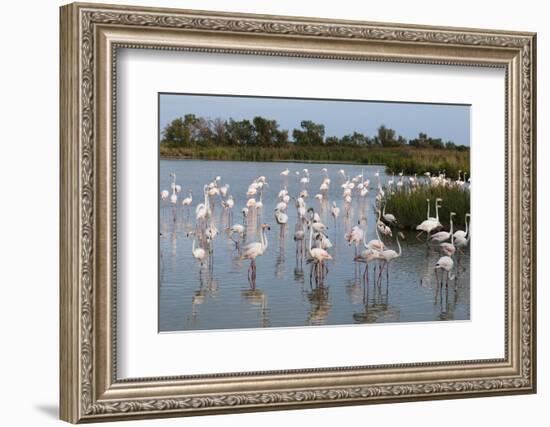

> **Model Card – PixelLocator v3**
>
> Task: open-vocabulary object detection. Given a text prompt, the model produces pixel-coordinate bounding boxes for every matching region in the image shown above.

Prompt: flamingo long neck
[465,215,469,236]
[261,228,268,251]
[191,236,196,254]
[450,216,454,235]
[435,202,440,222]
[203,187,210,214]
[396,234,402,257]
[362,224,369,249]
[375,211,382,242]
[383,203,386,216]
[308,225,314,256]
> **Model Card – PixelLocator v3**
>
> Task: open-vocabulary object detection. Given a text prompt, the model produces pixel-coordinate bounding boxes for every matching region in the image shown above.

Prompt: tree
[445,141,457,150]
[252,116,286,146]
[377,125,399,147]
[397,135,407,145]
[194,117,213,146]
[161,114,200,147]
[292,120,325,145]
[210,118,227,145]
[409,132,447,149]
[350,131,368,145]
[226,118,254,145]
[325,136,340,146]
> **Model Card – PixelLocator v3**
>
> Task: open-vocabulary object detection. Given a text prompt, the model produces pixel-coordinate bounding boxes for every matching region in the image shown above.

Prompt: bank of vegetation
[160,114,470,176]
[384,186,470,229]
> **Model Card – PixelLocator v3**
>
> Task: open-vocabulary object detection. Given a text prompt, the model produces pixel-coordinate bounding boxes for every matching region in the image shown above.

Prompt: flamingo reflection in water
[352,279,400,324]
[190,268,219,327]
[308,285,331,325]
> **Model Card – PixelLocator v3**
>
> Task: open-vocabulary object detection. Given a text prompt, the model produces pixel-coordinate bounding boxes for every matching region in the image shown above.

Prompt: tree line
[161,114,469,151]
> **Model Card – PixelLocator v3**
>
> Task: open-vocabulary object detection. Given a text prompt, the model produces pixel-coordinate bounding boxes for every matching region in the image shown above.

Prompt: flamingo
[274,208,288,225]
[345,219,364,255]
[416,198,442,240]
[227,223,245,248]
[330,201,340,226]
[169,177,178,205]
[355,232,384,285]
[307,219,333,282]
[430,212,456,244]
[435,256,455,288]
[160,190,169,200]
[367,213,386,252]
[205,223,219,252]
[242,223,270,281]
[376,212,392,237]
[276,201,287,211]
[453,213,471,240]
[377,232,405,284]
[280,168,290,177]
[187,232,206,267]
[316,232,333,250]
[219,183,230,198]
[255,191,264,211]
[293,222,306,260]
[382,202,397,224]
[181,190,192,207]
[222,195,234,211]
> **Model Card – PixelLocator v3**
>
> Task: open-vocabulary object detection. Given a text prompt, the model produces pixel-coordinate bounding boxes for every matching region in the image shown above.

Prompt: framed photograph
[60,2,537,423]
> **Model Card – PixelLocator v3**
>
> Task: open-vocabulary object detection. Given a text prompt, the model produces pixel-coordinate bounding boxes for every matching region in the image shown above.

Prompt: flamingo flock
[160,166,471,300]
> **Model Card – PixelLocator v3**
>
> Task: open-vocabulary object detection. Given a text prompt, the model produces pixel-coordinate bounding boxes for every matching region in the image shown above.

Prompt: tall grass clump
[384,186,470,230]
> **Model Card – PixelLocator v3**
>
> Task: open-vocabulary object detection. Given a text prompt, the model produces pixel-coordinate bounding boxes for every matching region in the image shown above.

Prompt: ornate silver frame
[60,2,537,423]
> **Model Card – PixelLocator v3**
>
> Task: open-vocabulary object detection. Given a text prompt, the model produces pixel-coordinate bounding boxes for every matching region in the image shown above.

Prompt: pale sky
[159,93,470,146]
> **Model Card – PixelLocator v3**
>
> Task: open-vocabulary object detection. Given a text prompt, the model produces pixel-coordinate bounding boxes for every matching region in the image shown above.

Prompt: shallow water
[159,160,470,332]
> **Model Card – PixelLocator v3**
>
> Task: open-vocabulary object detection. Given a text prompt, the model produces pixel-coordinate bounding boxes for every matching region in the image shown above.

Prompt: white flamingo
[227,223,245,248]
[331,201,340,226]
[355,230,384,284]
[453,213,471,240]
[242,223,270,281]
[430,212,455,244]
[345,219,364,254]
[377,232,405,284]
[416,198,442,240]
[382,202,397,224]
[181,190,192,207]
[435,255,455,287]
[187,232,206,267]
[307,220,333,281]
[219,183,230,198]
[274,208,288,225]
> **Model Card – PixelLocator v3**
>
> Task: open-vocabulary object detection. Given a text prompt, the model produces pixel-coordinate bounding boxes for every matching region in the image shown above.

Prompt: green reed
[384,186,470,230]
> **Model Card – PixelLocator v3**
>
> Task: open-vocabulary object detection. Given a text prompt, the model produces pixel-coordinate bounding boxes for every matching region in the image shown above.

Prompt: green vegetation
[384,186,470,230]
[160,114,470,175]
